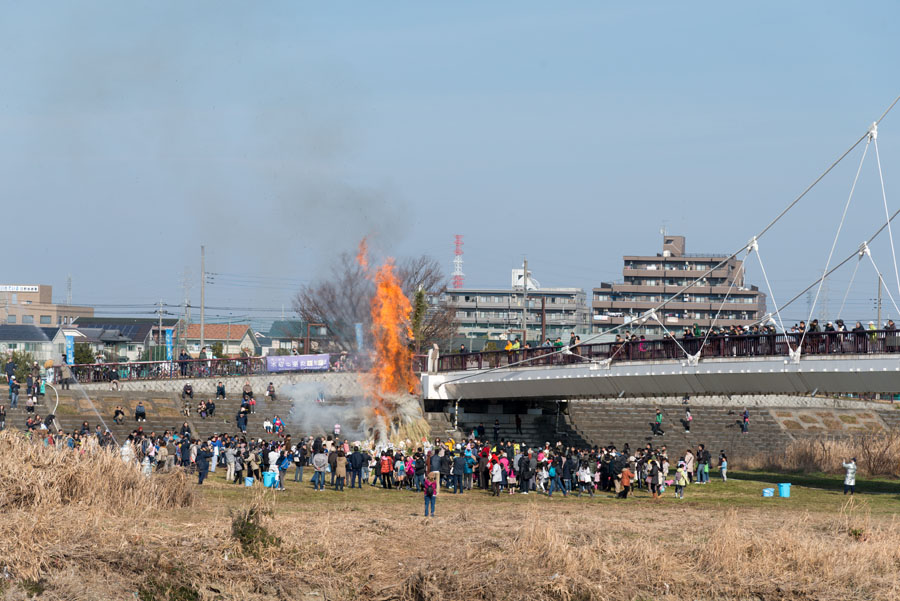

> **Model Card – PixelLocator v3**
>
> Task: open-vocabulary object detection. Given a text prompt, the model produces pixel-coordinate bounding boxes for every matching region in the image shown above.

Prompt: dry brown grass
[0,430,193,513]
[742,431,900,477]
[4,492,899,601]
[1,436,899,600]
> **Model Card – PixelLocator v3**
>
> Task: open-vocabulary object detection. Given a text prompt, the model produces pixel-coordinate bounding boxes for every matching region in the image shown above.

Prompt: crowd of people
[453,320,900,369]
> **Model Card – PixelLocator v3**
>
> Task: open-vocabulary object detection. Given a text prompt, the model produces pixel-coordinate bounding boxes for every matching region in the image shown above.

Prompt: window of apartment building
[6,315,15,324]
[40,315,51,324]
[22,315,34,324]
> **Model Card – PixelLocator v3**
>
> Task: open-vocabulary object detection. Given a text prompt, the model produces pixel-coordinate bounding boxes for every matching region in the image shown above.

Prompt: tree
[1,350,36,383]
[74,343,96,365]
[410,287,429,354]
[397,256,457,352]
[292,251,372,351]
[292,249,457,352]
[211,342,225,359]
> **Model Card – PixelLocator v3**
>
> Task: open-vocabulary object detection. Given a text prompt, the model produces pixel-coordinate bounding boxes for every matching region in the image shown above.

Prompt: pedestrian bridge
[421,333,900,400]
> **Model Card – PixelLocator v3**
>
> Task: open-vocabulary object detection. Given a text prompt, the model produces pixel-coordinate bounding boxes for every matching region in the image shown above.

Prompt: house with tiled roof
[183,323,261,357]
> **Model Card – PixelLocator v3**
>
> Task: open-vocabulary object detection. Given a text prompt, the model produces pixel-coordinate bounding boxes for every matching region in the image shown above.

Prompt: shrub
[231,504,281,558]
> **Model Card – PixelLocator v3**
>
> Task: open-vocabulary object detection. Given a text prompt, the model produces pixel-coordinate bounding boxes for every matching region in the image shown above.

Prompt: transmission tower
[452,234,465,289]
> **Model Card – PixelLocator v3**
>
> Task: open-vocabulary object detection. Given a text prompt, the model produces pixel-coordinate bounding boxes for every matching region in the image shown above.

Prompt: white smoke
[279,381,428,448]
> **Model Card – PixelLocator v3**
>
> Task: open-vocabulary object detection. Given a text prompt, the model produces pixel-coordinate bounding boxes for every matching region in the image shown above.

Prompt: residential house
[0,325,58,363]
[183,323,261,357]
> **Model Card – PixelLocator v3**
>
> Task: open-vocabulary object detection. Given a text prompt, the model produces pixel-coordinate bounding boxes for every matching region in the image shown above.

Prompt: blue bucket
[244,477,254,487]
[778,483,791,498]
[762,488,775,497]
[263,471,277,488]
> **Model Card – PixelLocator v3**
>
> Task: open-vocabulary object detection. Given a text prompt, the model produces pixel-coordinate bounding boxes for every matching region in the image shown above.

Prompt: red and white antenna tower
[452,234,465,289]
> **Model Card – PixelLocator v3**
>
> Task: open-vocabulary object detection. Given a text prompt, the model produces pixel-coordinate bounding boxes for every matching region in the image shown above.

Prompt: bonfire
[357,239,430,447]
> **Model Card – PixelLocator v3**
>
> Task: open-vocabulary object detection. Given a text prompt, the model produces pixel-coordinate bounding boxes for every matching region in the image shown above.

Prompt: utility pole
[541,297,546,342]
[522,257,529,343]
[157,299,163,352]
[877,273,883,327]
[200,245,205,352]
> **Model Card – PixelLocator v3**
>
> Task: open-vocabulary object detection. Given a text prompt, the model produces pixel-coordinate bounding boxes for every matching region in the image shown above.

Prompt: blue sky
[2,1,899,328]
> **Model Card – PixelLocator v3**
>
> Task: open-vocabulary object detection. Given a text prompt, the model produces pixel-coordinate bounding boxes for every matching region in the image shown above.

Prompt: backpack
[279,456,292,471]
[423,480,437,497]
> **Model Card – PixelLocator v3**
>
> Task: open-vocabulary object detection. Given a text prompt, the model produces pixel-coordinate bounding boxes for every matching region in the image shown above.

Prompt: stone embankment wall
[77,371,365,397]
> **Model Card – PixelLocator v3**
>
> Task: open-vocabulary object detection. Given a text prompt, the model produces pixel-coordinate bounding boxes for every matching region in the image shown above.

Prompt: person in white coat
[490,461,502,496]
[842,458,857,495]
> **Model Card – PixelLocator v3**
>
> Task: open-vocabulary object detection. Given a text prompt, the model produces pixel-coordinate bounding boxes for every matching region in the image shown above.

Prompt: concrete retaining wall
[76,371,365,398]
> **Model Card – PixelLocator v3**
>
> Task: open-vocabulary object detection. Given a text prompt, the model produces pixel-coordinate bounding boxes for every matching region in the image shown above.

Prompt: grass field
[2,461,900,600]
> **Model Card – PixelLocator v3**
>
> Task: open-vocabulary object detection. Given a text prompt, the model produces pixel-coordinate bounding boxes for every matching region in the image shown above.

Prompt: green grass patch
[730,469,900,495]
[196,467,900,518]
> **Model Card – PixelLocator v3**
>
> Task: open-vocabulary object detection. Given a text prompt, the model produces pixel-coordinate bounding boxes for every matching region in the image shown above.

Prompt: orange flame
[356,238,369,272]
[370,260,417,396]
[355,240,419,441]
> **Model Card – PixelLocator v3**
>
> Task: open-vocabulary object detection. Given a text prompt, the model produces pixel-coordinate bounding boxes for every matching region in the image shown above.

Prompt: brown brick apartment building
[592,235,766,335]
[0,284,94,326]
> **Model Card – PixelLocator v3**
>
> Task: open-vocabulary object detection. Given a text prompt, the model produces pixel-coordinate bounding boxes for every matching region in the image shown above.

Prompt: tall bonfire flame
[357,240,429,447]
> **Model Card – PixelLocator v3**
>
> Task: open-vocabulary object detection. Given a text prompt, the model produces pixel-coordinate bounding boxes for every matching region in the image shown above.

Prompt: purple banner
[266,353,330,372]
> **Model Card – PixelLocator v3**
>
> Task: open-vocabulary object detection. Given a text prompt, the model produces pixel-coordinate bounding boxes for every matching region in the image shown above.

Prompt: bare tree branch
[292,250,457,352]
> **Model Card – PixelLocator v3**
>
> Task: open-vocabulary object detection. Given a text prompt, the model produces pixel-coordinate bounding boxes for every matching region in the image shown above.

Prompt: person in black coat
[196,443,213,485]
[348,446,365,489]
[451,452,467,494]
[439,452,452,488]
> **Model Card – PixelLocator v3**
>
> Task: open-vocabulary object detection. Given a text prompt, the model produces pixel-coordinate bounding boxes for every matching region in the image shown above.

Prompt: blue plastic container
[244,477,254,487]
[778,483,791,498]
[762,488,775,497]
[263,471,277,488]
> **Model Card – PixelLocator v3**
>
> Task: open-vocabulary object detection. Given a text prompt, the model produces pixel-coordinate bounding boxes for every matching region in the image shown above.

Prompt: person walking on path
[842,458,857,495]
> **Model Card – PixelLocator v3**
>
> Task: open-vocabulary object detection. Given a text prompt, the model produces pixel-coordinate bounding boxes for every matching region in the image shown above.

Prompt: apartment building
[0,284,94,326]
[592,235,766,335]
[443,270,589,342]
